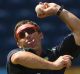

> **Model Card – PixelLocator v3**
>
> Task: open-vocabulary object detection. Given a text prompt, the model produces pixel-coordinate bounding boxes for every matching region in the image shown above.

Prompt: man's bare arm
[35,2,80,45]
[11,51,56,70]
[11,51,72,70]
[59,8,80,45]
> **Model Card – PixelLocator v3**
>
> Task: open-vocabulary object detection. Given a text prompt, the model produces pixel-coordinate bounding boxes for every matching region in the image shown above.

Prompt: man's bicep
[73,32,80,46]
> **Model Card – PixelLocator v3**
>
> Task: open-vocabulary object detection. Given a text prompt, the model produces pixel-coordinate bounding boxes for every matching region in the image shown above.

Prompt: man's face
[15,23,43,49]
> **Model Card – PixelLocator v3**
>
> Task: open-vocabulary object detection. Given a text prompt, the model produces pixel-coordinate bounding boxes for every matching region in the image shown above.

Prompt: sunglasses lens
[19,31,25,38]
[25,28,35,34]
[18,28,36,38]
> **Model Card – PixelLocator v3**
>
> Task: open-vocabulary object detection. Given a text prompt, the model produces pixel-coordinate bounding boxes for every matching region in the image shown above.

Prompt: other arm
[35,2,80,45]
[59,7,80,45]
[11,51,73,70]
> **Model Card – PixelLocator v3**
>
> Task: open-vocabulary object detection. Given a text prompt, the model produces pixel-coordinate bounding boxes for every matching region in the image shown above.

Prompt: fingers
[37,6,53,18]
[63,58,72,68]
[36,2,49,13]
[63,55,73,60]
[44,2,49,8]
[39,2,48,5]
[62,55,73,68]
[36,2,56,18]
[39,2,43,4]
[53,55,73,70]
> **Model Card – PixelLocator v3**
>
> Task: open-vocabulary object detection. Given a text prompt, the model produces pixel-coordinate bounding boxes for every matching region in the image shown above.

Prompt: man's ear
[17,42,21,48]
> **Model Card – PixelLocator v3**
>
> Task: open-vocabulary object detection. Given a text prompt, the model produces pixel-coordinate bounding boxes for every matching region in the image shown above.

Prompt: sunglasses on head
[17,27,36,38]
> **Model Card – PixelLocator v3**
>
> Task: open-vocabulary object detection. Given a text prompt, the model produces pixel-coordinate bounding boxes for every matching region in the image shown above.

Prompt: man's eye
[19,32,25,38]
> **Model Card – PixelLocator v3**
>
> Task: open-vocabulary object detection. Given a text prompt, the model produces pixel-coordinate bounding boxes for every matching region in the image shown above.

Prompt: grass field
[65,67,80,74]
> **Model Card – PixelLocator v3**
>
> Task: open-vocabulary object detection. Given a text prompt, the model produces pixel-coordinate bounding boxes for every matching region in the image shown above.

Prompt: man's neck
[35,49,42,56]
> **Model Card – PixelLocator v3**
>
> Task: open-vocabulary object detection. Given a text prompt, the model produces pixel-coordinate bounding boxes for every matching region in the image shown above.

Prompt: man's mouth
[26,39,36,47]
[27,39,35,44]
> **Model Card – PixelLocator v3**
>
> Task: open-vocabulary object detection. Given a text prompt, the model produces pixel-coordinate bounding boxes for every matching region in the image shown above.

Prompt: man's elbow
[11,52,21,64]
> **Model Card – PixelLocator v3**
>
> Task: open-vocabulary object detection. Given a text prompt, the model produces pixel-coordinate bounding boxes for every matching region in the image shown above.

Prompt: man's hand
[53,55,73,70]
[35,2,60,18]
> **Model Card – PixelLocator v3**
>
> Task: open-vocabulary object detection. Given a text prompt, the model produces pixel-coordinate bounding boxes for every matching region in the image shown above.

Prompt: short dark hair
[14,20,41,42]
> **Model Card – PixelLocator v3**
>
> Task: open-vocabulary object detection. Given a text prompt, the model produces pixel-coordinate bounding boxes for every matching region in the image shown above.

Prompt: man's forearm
[59,8,80,33]
[58,8,80,45]
[11,51,57,70]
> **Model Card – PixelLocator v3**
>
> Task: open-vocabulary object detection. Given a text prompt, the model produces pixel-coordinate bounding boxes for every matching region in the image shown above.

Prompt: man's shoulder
[64,33,73,40]
[8,48,21,55]
[7,48,22,62]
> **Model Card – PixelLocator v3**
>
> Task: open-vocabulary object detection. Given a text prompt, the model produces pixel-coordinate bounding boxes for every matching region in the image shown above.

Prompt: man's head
[14,20,43,49]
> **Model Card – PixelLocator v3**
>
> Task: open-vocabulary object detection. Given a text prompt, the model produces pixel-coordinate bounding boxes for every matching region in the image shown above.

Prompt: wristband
[56,6,64,16]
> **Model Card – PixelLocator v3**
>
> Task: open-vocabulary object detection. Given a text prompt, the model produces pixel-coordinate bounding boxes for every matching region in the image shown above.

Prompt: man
[7,2,80,74]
